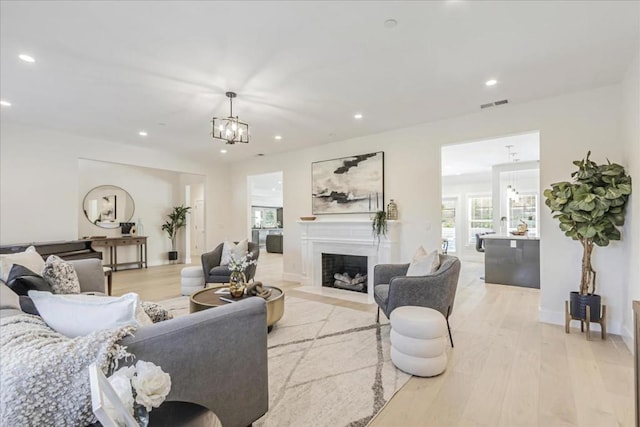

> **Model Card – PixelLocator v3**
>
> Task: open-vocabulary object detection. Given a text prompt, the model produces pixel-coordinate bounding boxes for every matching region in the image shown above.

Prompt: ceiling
[249,171,283,207]
[442,131,539,176]
[1,1,638,162]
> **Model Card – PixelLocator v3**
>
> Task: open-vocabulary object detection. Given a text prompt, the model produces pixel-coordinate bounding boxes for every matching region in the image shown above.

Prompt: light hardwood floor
[112,253,634,427]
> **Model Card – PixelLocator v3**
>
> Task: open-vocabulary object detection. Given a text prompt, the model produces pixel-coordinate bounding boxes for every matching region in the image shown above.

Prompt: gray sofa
[0,258,269,427]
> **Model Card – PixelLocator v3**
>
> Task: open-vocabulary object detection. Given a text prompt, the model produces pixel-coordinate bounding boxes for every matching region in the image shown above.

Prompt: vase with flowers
[106,360,172,427]
[227,252,257,298]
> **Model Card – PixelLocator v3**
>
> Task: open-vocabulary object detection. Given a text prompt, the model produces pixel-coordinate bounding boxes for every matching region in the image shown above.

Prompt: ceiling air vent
[480,99,509,109]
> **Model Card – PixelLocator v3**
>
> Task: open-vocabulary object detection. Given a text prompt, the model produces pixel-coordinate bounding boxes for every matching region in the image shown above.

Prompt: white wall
[0,123,229,260]
[78,159,183,267]
[226,84,630,334]
[621,52,640,350]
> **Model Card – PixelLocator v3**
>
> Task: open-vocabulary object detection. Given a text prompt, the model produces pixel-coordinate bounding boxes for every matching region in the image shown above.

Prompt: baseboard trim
[539,308,622,335]
[282,272,302,283]
[622,325,633,352]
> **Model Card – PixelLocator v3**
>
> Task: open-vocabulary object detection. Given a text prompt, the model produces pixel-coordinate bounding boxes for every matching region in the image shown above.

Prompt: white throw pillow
[0,246,45,282]
[220,239,249,266]
[28,291,152,338]
[406,246,441,276]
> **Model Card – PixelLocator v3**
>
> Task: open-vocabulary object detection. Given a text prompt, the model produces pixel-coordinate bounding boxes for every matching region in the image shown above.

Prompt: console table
[89,237,147,271]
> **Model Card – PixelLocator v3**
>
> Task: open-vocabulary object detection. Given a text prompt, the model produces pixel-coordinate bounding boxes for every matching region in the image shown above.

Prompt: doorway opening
[441,132,540,262]
[247,171,284,254]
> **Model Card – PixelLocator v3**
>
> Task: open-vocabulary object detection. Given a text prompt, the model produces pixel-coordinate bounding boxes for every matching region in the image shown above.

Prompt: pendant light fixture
[211,91,250,144]
[505,145,519,202]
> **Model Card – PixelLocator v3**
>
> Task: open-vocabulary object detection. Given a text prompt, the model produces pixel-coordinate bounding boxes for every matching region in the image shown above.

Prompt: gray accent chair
[373,254,461,347]
[201,242,260,284]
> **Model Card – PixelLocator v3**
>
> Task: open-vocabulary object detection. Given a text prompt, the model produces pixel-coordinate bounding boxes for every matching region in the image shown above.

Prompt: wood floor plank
[565,335,620,427]
[538,324,579,427]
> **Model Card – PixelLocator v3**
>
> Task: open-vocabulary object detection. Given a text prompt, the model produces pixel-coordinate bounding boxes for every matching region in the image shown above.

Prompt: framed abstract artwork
[312,151,384,214]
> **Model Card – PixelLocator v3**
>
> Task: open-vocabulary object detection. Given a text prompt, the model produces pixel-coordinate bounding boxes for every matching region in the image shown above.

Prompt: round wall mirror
[83,185,135,229]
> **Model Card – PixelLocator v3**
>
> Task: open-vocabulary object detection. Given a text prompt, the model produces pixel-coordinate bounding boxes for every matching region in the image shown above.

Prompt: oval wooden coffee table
[190,285,284,331]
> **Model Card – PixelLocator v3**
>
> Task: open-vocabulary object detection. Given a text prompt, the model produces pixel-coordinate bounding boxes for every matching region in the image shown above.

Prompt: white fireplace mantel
[297,220,401,303]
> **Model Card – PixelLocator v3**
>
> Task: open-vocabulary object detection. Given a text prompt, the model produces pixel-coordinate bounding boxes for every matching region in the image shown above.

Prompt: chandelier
[211,92,249,144]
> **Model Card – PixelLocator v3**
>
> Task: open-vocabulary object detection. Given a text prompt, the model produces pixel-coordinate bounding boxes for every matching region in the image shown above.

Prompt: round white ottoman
[181,266,205,296]
[390,306,448,377]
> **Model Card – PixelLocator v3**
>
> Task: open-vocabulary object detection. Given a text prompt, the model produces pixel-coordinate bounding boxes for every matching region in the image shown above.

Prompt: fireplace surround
[298,219,400,303]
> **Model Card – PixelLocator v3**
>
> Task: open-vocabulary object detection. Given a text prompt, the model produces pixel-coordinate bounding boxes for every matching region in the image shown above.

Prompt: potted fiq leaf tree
[544,151,631,328]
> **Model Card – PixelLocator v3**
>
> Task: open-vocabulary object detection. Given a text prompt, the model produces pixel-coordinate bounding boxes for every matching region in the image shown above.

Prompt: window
[468,196,493,244]
[251,206,278,228]
[441,198,457,252]
[508,194,537,234]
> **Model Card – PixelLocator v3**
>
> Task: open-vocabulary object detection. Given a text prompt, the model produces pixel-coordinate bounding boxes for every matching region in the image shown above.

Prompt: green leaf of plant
[593,234,610,247]
[604,187,622,199]
[559,222,574,232]
[618,183,632,195]
[609,213,626,226]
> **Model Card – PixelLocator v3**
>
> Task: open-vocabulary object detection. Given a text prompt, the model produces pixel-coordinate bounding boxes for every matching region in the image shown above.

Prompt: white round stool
[181,266,205,296]
[390,306,448,377]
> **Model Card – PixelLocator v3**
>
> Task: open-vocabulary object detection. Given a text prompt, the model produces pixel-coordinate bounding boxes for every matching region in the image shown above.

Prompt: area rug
[158,295,410,427]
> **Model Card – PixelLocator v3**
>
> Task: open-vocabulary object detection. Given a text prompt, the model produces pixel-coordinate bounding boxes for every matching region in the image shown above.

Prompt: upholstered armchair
[201,242,260,284]
[373,254,461,346]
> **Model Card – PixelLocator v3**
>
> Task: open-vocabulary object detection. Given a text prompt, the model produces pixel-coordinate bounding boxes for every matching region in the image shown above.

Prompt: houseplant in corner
[544,151,631,328]
[161,205,191,261]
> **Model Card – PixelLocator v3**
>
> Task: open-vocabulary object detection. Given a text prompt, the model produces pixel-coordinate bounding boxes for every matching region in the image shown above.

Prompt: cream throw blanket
[0,314,134,426]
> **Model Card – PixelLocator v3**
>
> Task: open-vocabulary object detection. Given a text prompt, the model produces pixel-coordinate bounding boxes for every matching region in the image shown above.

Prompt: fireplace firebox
[322,253,368,293]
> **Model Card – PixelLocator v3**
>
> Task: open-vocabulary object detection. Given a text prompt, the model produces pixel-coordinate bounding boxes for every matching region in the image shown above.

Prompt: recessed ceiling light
[220,149,227,154]
[277,180,282,184]
[138,131,148,136]
[384,19,398,28]
[354,113,363,119]
[0,100,11,107]
[274,135,282,140]
[485,79,498,86]
[19,54,35,63]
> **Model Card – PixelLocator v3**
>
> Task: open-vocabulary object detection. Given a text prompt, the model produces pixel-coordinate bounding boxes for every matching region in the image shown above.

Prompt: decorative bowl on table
[510,231,527,236]
[299,216,317,221]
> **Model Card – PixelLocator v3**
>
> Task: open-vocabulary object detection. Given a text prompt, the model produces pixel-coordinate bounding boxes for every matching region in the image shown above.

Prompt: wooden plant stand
[565,301,607,341]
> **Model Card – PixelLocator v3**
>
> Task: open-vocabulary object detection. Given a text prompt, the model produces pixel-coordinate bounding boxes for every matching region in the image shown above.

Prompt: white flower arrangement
[228,251,257,273]
[106,360,172,423]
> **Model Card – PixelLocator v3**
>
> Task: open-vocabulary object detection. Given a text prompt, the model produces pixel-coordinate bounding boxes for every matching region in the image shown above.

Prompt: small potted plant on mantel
[161,205,191,261]
[544,151,631,336]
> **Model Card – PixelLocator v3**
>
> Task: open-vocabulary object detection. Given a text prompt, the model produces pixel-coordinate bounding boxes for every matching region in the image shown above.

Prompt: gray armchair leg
[376,307,380,323]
